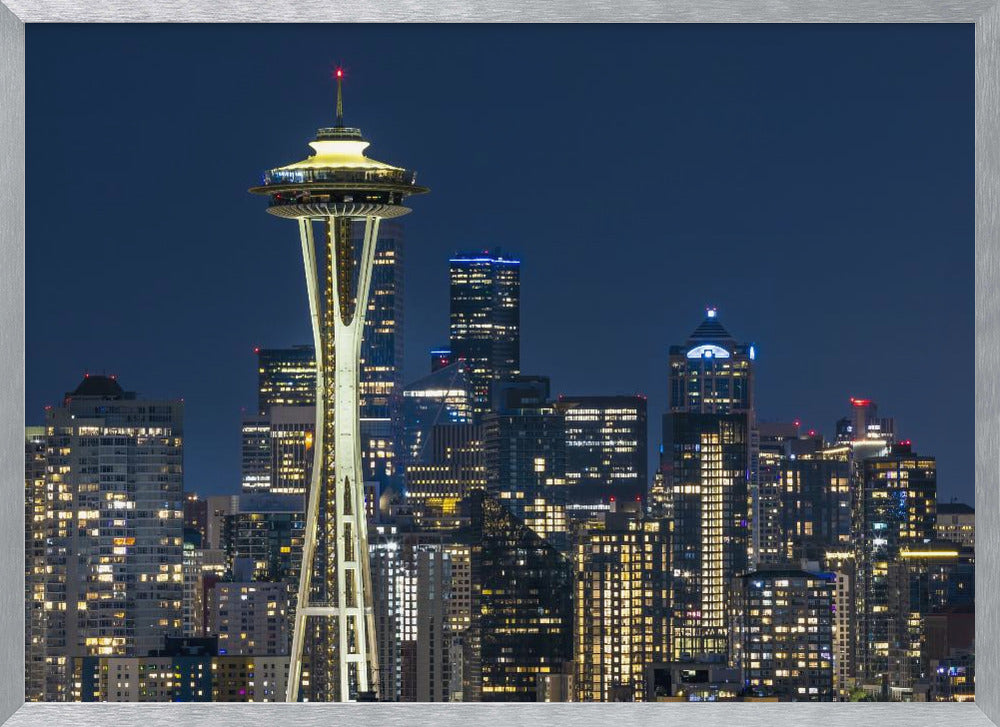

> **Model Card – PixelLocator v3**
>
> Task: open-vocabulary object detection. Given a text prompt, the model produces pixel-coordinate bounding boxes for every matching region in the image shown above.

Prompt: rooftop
[66,374,127,400]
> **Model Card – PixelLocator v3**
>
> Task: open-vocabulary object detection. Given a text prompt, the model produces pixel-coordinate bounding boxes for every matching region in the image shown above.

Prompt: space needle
[249,68,428,702]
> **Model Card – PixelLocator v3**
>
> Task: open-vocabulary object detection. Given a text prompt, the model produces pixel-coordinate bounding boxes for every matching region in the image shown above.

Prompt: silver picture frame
[1,3,997,725]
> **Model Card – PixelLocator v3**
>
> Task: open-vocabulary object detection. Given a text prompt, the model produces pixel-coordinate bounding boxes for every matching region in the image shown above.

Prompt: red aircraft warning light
[850,397,872,407]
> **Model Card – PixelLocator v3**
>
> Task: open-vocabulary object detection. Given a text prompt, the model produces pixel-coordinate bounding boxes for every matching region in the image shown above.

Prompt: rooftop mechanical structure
[249,69,427,702]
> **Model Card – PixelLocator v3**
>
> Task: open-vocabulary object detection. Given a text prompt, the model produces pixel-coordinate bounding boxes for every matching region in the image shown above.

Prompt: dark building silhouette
[457,492,573,701]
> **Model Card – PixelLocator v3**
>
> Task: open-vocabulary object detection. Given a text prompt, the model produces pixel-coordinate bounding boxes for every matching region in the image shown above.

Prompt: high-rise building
[370,528,452,702]
[821,549,857,700]
[835,398,895,445]
[555,395,648,506]
[662,308,754,662]
[401,361,472,468]
[779,455,853,564]
[574,511,668,701]
[458,492,573,701]
[730,568,835,701]
[449,250,521,416]
[854,441,937,690]
[25,426,48,702]
[404,423,485,531]
[222,493,305,584]
[483,376,568,549]
[207,582,291,657]
[884,542,974,695]
[935,503,974,549]
[35,375,184,701]
[752,422,826,567]
[241,415,272,493]
[256,346,316,416]
[253,346,401,493]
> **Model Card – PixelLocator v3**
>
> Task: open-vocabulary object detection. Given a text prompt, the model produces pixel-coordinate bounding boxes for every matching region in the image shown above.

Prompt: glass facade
[449,251,520,416]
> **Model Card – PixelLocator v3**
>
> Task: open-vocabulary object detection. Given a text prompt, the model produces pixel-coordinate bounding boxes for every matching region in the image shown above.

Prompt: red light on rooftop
[635,496,641,502]
[253,346,260,354]
[808,430,816,437]
[793,419,801,427]
[609,496,615,502]
[851,398,871,407]
[335,68,344,79]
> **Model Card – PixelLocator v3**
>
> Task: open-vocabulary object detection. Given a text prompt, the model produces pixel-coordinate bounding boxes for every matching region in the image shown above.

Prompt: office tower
[249,71,427,701]
[662,308,754,661]
[753,421,802,567]
[404,423,485,531]
[574,511,669,701]
[458,492,573,701]
[555,395,648,506]
[884,543,974,695]
[360,220,405,421]
[449,250,521,415]
[401,361,472,468]
[256,346,316,415]
[184,493,209,544]
[241,415,272,493]
[222,493,305,583]
[821,549,856,700]
[483,376,568,549]
[269,406,317,495]
[182,533,206,637]
[24,427,47,702]
[730,568,835,701]
[207,582,291,656]
[370,528,452,702]
[779,455,853,564]
[935,502,974,548]
[430,347,453,372]
[241,408,317,496]
[835,398,895,445]
[854,441,937,691]
[37,375,184,701]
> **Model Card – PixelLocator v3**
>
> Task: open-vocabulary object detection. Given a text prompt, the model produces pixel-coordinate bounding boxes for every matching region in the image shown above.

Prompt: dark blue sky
[26,24,974,502]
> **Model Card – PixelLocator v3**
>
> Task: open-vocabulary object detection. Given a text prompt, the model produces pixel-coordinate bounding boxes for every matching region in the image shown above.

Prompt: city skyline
[26,24,974,503]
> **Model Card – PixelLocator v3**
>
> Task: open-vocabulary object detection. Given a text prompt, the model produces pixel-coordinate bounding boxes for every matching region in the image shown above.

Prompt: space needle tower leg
[286,214,381,702]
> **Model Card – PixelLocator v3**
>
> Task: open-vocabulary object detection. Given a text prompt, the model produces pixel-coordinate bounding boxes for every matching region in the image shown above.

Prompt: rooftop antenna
[335,67,344,127]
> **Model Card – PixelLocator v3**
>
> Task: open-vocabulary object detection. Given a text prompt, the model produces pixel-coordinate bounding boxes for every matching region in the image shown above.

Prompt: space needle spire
[250,67,428,702]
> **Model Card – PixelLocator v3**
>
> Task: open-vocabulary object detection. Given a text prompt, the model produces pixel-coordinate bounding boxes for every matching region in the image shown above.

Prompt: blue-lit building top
[668,308,755,414]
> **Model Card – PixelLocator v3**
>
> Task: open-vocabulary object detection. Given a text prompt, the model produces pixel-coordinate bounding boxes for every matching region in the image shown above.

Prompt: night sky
[26,24,974,503]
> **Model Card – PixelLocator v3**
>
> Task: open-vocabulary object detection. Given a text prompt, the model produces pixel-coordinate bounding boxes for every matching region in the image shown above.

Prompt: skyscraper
[574,510,668,701]
[483,376,568,549]
[662,308,755,661]
[256,346,316,415]
[730,568,836,701]
[457,492,573,702]
[449,250,520,416]
[34,375,185,701]
[854,441,937,690]
[249,70,427,701]
[25,427,48,702]
[401,361,472,469]
[556,394,647,506]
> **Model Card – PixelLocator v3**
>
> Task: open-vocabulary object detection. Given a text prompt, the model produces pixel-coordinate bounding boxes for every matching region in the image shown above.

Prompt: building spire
[335,67,344,127]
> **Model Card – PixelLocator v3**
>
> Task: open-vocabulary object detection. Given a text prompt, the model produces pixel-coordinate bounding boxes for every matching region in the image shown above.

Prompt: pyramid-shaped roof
[687,309,735,343]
